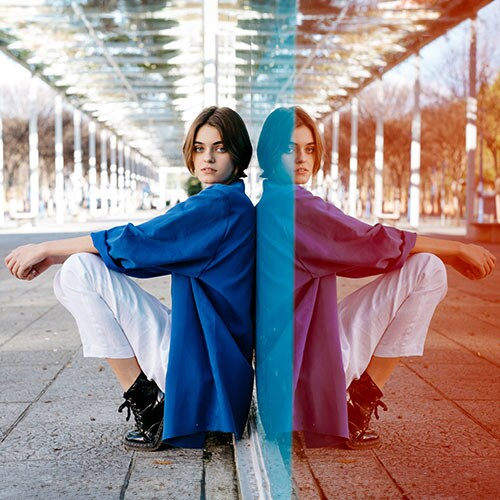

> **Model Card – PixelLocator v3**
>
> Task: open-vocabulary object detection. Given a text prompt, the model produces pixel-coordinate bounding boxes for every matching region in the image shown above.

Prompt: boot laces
[118,400,144,427]
[373,399,388,420]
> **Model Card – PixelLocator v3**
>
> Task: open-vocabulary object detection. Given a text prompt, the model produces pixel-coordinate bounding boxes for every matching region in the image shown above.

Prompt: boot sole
[344,438,381,450]
[122,422,165,452]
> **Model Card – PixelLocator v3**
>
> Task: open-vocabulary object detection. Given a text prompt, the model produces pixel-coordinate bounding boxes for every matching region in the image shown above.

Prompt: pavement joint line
[200,452,207,500]
[0,302,60,349]
[371,450,411,499]
[293,437,328,500]
[0,351,77,444]
[401,361,500,442]
[432,329,500,370]
[119,453,136,500]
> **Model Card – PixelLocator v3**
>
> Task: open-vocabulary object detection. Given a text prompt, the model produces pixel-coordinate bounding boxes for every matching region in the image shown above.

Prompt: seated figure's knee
[409,252,448,299]
[53,253,102,300]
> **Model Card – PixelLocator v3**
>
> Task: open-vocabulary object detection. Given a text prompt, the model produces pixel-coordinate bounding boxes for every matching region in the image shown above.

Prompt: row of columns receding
[0,92,157,226]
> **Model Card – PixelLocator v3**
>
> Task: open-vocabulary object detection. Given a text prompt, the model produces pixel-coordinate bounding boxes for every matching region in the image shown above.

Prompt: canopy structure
[0,0,492,167]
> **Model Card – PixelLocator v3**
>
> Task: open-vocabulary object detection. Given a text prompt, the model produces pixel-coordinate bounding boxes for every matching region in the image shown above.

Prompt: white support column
[374,81,384,217]
[130,152,137,210]
[109,134,118,212]
[124,145,131,212]
[54,95,64,224]
[203,0,218,106]
[100,130,108,213]
[117,140,125,212]
[466,17,477,232]
[158,165,168,211]
[73,109,83,211]
[88,121,97,215]
[409,55,421,228]
[348,97,359,217]
[0,92,4,226]
[29,83,39,218]
[331,110,340,207]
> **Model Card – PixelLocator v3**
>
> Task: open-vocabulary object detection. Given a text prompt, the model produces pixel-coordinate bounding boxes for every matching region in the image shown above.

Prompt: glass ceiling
[0,0,492,168]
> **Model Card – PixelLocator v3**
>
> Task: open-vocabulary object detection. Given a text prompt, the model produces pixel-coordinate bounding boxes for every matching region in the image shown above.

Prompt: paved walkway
[0,220,238,500]
[291,239,500,499]
[0,215,499,499]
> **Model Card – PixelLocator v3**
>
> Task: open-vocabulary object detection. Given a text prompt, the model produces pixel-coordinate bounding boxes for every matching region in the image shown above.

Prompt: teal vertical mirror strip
[254,1,296,498]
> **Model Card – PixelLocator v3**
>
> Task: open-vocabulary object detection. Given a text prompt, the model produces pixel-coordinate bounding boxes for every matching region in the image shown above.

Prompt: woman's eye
[216,146,227,153]
[285,145,295,154]
[306,147,316,154]
[194,146,204,153]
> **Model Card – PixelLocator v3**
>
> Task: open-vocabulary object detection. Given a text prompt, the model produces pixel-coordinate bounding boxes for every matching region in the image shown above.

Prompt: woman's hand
[5,236,97,281]
[5,243,52,280]
[445,243,496,280]
[411,235,496,281]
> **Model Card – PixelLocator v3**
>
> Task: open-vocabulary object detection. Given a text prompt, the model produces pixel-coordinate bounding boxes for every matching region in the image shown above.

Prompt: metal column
[374,81,384,217]
[330,110,340,207]
[348,97,358,217]
[73,108,83,213]
[117,140,125,212]
[54,95,64,224]
[100,130,108,213]
[88,121,97,215]
[109,134,117,212]
[409,55,421,228]
[466,17,477,233]
[29,83,39,218]
[203,0,218,106]
[124,145,131,212]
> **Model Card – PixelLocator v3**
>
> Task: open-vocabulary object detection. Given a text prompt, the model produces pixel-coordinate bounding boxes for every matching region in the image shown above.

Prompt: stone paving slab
[0,230,238,500]
[290,241,500,499]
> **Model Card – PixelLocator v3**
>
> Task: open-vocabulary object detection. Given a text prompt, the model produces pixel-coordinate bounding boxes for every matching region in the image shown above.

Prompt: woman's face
[281,125,316,185]
[193,124,236,185]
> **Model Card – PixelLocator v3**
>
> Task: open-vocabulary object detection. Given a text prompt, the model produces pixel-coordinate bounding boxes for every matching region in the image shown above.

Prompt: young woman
[256,106,495,449]
[5,106,255,450]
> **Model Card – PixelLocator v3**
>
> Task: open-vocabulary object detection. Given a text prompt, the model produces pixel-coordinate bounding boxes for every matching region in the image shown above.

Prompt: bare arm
[5,236,98,281]
[410,235,496,280]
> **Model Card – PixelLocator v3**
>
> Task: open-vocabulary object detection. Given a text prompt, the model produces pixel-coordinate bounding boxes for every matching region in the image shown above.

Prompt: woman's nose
[295,148,304,163]
[204,149,215,162]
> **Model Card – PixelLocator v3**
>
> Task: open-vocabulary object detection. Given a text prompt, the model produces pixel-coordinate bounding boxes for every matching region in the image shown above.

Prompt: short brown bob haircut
[183,106,253,180]
[257,106,324,180]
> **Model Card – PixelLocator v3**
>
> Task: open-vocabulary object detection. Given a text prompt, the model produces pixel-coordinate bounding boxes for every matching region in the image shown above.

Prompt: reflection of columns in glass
[29,83,39,217]
[109,135,117,211]
[100,130,108,213]
[409,55,421,228]
[331,110,340,207]
[0,92,4,225]
[466,17,477,229]
[54,95,64,224]
[117,140,125,211]
[348,97,358,218]
[203,0,218,106]
[374,80,384,217]
[88,121,97,215]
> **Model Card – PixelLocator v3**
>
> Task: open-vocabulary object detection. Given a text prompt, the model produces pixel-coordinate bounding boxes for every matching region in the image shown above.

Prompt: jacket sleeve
[295,188,416,279]
[91,188,229,278]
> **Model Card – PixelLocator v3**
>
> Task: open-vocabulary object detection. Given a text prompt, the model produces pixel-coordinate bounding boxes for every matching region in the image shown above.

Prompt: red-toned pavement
[293,239,500,499]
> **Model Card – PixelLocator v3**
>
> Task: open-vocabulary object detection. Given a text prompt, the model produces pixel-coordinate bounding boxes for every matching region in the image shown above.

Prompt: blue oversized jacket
[91,180,255,448]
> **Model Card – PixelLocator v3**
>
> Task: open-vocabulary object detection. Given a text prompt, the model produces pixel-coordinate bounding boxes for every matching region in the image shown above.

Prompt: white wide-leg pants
[53,253,171,392]
[338,253,448,387]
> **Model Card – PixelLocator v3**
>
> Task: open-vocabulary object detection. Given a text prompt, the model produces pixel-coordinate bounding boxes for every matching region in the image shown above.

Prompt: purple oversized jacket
[293,186,417,447]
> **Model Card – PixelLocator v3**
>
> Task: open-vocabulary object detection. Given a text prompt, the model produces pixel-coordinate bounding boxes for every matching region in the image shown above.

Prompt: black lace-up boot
[118,372,165,451]
[346,372,388,450]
